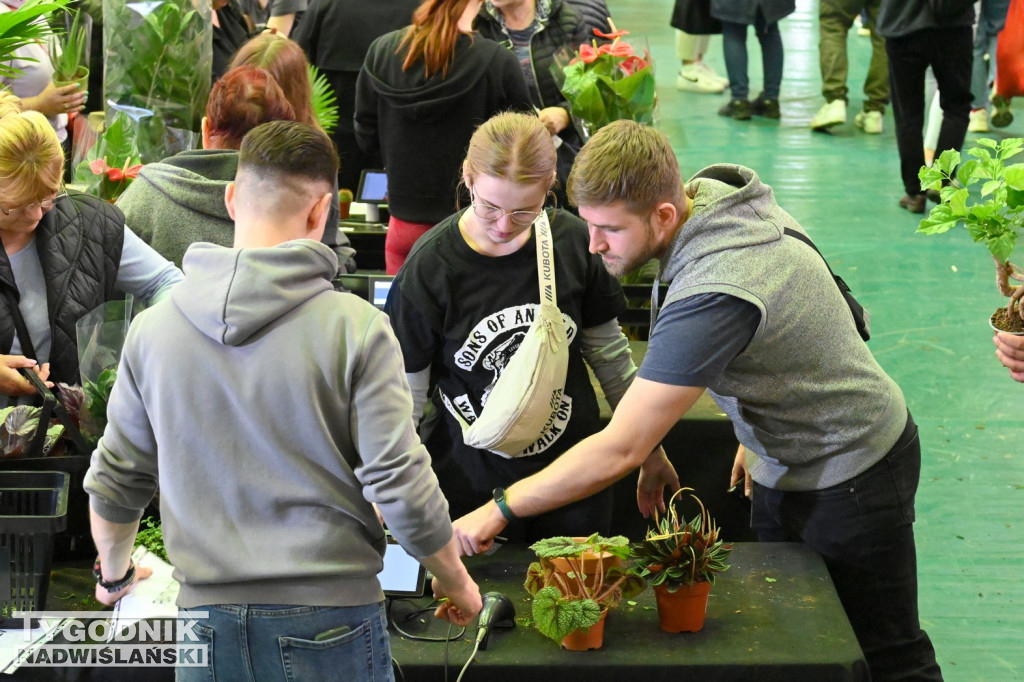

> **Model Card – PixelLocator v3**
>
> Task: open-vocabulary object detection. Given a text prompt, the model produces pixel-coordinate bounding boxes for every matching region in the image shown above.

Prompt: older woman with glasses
[385,111,667,542]
[0,107,182,400]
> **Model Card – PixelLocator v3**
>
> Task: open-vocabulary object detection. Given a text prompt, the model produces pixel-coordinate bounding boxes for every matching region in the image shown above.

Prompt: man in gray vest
[453,120,943,682]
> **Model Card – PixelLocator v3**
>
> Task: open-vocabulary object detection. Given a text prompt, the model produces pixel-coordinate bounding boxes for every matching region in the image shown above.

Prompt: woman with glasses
[385,111,646,541]
[0,107,182,400]
[355,0,532,274]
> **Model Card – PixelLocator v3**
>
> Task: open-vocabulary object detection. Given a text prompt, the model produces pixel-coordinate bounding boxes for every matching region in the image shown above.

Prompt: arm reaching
[419,537,483,626]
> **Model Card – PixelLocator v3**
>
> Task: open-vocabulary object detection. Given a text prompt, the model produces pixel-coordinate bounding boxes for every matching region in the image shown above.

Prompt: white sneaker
[968,108,990,133]
[854,110,883,134]
[676,64,727,93]
[811,99,847,131]
[695,61,729,89]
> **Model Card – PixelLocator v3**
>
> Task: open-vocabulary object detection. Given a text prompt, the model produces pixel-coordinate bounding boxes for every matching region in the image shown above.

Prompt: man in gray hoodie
[453,120,943,681]
[85,120,481,680]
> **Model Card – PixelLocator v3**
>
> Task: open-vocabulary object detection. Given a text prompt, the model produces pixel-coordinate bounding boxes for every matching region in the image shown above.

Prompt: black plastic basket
[0,471,69,617]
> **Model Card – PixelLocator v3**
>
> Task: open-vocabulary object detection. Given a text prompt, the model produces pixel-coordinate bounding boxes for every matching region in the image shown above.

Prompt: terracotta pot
[548,542,621,598]
[338,201,351,220]
[653,581,712,633]
[561,609,607,651]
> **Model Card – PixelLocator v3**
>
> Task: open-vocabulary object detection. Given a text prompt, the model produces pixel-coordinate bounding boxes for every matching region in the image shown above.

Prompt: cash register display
[357,170,388,203]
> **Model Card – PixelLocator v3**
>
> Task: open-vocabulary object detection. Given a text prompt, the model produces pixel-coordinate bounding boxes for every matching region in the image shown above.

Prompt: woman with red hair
[118,65,353,270]
[355,0,532,274]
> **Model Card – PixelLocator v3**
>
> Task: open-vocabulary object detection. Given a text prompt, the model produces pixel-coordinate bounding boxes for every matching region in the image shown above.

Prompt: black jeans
[886,26,973,196]
[751,413,943,682]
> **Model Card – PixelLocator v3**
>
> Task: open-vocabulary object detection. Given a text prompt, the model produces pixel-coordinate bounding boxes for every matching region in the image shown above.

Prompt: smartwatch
[93,557,137,594]
[492,487,516,522]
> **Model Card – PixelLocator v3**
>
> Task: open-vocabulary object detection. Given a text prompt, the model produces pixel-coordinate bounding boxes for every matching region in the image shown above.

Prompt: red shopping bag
[995,0,1024,97]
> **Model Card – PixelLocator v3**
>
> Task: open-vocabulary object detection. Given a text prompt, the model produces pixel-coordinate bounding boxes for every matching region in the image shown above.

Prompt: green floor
[606,0,1024,678]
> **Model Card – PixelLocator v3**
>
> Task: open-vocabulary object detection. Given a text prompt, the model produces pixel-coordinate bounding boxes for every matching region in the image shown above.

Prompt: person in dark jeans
[877,0,974,214]
[710,0,794,120]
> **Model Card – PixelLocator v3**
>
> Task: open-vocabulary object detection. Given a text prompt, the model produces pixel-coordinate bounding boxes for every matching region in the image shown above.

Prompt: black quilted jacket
[0,193,124,385]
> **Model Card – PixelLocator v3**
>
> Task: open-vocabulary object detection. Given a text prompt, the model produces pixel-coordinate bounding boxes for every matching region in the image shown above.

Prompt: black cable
[387,597,466,642]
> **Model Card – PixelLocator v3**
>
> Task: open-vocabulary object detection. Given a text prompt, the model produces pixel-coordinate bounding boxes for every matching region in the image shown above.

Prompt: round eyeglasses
[0,186,68,216]
[470,201,543,227]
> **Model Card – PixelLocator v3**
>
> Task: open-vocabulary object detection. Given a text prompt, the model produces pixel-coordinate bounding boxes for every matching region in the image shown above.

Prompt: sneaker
[968,108,990,133]
[750,94,780,119]
[676,64,727,93]
[898,194,926,214]
[854,109,883,134]
[811,99,846,131]
[925,188,941,204]
[695,61,730,89]
[718,98,751,121]
[991,94,1014,128]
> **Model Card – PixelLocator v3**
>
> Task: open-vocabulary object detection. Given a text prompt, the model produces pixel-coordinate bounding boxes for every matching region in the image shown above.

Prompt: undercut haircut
[567,120,684,216]
[236,121,338,213]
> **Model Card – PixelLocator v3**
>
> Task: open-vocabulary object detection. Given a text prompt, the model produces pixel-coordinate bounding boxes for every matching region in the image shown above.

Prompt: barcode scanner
[476,592,516,650]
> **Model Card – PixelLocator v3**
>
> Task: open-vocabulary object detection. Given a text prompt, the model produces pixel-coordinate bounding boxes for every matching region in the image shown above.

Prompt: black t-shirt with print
[386,207,626,495]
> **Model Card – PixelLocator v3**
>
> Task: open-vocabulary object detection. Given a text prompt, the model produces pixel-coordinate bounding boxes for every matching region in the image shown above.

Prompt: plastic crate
[0,471,69,617]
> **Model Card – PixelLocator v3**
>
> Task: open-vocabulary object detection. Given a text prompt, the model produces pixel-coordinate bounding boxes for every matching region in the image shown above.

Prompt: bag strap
[782,228,856,299]
[534,210,557,310]
[1,284,38,360]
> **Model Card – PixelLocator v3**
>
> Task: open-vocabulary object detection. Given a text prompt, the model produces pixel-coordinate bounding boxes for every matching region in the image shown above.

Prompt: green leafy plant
[134,516,167,562]
[309,64,338,136]
[80,367,115,444]
[51,9,89,84]
[338,188,353,203]
[551,25,655,139]
[0,0,69,80]
[918,138,1024,331]
[0,405,66,458]
[631,487,732,589]
[524,534,645,644]
[102,0,210,162]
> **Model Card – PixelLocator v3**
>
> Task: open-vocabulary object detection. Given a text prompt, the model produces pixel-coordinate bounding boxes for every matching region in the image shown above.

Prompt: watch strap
[493,488,516,522]
[93,557,137,593]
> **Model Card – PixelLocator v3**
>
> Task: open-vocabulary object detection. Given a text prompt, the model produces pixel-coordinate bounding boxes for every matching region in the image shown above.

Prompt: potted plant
[50,9,90,91]
[309,64,338,136]
[630,487,732,633]
[338,188,353,220]
[0,0,69,81]
[918,137,1024,334]
[524,534,645,651]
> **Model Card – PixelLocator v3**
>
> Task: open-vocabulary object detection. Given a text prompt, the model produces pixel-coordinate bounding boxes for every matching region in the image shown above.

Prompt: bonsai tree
[918,137,1024,332]
[631,487,732,589]
[524,534,645,646]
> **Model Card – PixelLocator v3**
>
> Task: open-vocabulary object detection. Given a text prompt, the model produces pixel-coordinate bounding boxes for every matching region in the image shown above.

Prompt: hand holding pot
[25,81,86,118]
[994,331,1024,382]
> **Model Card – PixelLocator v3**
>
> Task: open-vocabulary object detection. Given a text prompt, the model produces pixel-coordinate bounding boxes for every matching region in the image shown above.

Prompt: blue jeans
[721,9,784,100]
[177,603,393,682]
[971,0,1011,108]
[751,413,943,682]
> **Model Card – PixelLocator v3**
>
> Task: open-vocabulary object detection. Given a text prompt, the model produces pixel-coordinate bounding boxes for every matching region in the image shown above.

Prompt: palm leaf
[308,64,338,136]
[0,0,69,81]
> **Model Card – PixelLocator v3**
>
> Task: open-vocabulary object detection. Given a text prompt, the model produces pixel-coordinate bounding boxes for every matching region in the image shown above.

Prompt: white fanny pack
[452,211,569,457]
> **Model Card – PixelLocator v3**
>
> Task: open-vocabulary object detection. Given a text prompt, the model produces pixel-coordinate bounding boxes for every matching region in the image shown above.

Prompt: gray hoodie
[657,164,907,491]
[85,239,451,608]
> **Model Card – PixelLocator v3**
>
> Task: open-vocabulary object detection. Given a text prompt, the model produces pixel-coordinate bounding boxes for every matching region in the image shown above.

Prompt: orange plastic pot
[561,609,608,651]
[653,581,712,633]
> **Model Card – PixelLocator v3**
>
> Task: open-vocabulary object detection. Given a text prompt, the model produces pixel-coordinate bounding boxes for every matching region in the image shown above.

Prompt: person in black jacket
[354,0,533,274]
[475,0,590,208]
[294,0,419,192]
[877,0,974,214]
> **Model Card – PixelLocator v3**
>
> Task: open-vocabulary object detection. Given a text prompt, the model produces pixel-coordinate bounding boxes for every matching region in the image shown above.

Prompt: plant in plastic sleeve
[73,111,143,201]
[76,295,133,443]
[550,22,656,140]
[102,0,211,162]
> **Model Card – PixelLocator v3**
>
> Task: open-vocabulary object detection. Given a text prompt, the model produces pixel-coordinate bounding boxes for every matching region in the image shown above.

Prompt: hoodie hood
[131,149,239,221]
[173,240,337,346]
[661,164,785,283]
[362,30,508,121]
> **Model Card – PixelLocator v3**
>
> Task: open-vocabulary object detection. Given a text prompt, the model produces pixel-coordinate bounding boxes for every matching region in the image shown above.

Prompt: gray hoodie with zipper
[657,164,907,491]
[85,239,450,608]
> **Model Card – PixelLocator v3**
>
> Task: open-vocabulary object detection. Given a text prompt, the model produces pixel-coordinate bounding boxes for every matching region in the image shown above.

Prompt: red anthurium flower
[106,167,124,182]
[619,55,648,76]
[593,28,629,40]
[124,164,143,180]
[602,42,635,58]
[578,43,599,64]
[90,158,111,175]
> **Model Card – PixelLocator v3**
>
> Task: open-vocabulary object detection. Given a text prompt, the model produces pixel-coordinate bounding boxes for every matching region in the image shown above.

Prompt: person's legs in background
[931,27,974,172]
[886,31,932,213]
[969,0,1011,132]
[856,0,889,133]
[812,0,854,130]
[676,31,728,93]
[718,21,752,120]
[749,9,783,119]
